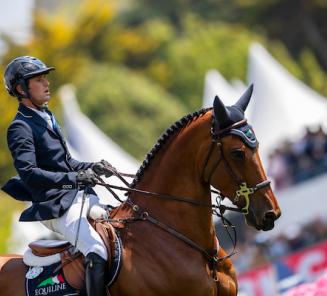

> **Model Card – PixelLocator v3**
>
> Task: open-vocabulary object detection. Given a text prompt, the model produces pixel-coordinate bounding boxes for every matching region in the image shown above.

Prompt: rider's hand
[76,168,98,188]
[92,159,117,178]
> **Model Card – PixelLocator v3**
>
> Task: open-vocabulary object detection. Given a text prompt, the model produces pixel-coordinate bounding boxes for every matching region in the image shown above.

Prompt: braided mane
[129,108,211,190]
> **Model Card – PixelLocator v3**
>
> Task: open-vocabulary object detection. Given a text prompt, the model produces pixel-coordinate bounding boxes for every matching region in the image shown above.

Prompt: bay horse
[0,85,281,295]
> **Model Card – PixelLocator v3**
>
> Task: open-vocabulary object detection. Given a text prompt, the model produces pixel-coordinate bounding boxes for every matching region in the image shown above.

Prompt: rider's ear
[16,85,25,96]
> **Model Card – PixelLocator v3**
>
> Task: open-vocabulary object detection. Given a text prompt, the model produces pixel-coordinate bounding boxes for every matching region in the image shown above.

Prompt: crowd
[230,216,327,273]
[215,125,327,276]
[267,125,327,190]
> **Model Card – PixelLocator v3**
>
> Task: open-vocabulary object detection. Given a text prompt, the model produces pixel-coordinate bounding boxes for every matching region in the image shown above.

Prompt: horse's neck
[131,113,215,245]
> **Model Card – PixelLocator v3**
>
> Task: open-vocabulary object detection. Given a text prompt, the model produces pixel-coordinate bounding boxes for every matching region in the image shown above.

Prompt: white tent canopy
[203,70,244,108]
[248,43,327,166]
[203,70,257,132]
[201,43,327,230]
[203,43,327,167]
[59,85,140,205]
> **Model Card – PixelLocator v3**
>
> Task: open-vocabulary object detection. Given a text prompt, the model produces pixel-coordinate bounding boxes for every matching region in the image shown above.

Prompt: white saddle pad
[23,240,70,267]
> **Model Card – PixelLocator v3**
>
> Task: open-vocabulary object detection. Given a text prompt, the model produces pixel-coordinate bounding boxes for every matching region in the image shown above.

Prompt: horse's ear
[213,95,230,127]
[234,84,253,112]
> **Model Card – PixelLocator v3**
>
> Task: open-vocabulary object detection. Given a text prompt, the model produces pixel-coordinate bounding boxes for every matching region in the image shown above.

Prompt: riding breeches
[41,191,108,260]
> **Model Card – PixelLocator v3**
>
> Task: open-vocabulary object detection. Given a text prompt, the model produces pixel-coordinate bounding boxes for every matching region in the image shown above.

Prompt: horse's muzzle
[260,210,280,231]
[246,209,280,231]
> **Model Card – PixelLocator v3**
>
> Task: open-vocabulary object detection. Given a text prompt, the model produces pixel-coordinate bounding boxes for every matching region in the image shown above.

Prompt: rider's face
[28,74,51,106]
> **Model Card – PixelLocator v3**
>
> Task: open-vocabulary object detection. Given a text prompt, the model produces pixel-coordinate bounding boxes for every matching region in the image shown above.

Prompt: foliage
[0,0,116,184]
[76,64,188,159]
[0,72,19,184]
[0,0,326,252]
[298,49,327,96]
[0,0,326,186]
[0,192,24,253]
[134,0,327,73]
[160,18,263,109]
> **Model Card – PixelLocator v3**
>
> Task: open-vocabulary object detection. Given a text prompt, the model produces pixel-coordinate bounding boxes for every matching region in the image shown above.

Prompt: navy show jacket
[1,103,94,221]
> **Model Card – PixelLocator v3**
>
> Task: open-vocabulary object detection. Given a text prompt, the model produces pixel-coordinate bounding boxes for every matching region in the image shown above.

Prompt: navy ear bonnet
[212,84,258,148]
[224,122,258,148]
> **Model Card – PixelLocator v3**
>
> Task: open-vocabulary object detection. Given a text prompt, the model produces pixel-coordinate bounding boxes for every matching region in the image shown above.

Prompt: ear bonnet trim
[220,122,258,148]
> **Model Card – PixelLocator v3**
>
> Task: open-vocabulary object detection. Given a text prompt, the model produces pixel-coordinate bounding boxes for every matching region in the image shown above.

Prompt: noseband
[94,118,271,271]
[204,119,271,215]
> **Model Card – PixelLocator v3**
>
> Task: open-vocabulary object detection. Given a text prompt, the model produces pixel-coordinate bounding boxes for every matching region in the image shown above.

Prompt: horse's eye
[231,149,245,160]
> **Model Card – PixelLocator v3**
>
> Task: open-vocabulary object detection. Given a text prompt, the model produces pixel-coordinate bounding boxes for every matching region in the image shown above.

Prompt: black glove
[76,168,98,187]
[92,159,117,178]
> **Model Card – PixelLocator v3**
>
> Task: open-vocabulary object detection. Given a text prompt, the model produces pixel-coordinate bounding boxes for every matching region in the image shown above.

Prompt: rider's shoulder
[7,115,33,136]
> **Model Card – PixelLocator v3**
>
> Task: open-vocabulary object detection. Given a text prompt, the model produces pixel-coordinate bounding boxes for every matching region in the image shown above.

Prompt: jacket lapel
[18,104,46,127]
[18,104,60,138]
[46,110,65,139]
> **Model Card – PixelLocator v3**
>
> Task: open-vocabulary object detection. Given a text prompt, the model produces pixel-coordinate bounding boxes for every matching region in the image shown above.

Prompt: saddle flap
[25,222,121,292]
[29,240,71,257]
[61,221,120,290]
[61,250,85,290]
[94,220,117,265]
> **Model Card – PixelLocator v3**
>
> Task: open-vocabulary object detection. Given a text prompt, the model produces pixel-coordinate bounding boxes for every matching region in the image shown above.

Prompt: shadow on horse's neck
[130,111,215,240]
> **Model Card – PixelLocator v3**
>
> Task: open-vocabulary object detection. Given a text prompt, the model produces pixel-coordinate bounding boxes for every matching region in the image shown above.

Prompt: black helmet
[3,56,55,98]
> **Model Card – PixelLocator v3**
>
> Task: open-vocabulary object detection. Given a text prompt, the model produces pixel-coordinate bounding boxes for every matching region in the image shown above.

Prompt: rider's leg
[41,191,108,296]
[88,201,108,220]
[85,252,107,296]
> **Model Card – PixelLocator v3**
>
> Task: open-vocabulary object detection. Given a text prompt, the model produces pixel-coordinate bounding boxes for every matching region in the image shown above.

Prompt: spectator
[268,125,327,190]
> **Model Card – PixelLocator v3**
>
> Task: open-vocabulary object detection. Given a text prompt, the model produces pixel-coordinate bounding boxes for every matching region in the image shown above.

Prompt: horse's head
[205,84,281,231]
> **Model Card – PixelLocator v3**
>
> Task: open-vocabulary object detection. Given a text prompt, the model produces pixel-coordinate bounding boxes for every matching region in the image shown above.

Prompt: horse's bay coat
[0,86,281,296]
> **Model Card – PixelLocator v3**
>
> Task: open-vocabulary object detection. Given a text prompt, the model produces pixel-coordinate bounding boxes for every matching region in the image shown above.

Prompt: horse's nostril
[264,211,276,221]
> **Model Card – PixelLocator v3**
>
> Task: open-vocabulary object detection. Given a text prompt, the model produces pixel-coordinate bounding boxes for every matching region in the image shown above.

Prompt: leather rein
[95,119,271,276]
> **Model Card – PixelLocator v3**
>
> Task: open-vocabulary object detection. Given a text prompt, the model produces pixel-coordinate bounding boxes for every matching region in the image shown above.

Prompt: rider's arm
[65,149,93,172]
[7,120,79,190]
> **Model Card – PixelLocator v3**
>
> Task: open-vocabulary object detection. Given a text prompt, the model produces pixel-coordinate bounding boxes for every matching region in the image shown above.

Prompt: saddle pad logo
[37,273,65,287]
[34,274,67,295]
[26,262,78,296]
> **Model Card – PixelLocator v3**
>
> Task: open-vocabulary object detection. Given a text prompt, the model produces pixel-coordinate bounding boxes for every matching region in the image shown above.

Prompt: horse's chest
[113,245,216,295]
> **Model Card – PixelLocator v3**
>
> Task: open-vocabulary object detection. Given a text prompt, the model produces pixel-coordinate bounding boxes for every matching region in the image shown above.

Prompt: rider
[1,56,114,296]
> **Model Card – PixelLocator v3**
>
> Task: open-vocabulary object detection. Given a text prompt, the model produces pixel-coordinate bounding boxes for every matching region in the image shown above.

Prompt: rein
[97,178,238,276]
[97,178,236,273]
[96,179,242,213]
[96,119,271,275]
[125,198,222,265]
[95,171,241,270]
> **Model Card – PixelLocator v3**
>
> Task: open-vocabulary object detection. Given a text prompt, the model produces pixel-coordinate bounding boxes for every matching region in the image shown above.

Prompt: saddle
[25,220,121,293]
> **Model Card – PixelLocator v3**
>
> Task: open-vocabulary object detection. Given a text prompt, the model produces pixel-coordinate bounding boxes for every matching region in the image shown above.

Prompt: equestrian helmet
[3,56,55,98]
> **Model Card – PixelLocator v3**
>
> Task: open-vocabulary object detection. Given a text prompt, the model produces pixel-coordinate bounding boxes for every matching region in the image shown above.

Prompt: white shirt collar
[26,106,53,129]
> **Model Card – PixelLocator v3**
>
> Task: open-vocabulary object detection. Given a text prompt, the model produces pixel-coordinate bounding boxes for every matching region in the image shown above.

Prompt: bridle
[204,118,271,215]
[95,117,271,278]
[97,119,270,214]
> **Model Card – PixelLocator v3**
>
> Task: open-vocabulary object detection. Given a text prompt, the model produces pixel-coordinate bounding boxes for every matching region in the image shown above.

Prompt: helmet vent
[22,62,39,71]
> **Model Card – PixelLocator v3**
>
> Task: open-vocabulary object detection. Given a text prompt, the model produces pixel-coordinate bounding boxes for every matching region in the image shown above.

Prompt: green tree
[0,192,24,252]
[154,19,263,110]
[76,64,188,159]
[0,84,17,184]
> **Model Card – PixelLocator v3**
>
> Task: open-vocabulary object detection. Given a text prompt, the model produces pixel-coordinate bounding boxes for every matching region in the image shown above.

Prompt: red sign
[238,265,276,296]
[237,241,327,296]
[283,242,327,281]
